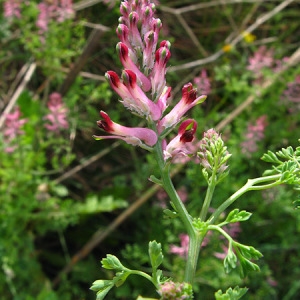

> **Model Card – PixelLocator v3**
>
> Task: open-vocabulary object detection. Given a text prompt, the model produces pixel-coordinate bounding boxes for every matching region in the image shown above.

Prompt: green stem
[208,174,281,225]
[199,152,220,221]
[129,270,155,286]
[199,180,216,221]
[152,139,200,283]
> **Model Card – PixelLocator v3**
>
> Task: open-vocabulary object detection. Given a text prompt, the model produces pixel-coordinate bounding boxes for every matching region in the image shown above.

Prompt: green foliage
[215,286,248,300]
[1,0,300,299]
[91,241,165,299]
[224,209,252,224]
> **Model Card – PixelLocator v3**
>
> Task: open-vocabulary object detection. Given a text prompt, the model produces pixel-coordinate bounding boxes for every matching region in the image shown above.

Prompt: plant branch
[208,174,281,224]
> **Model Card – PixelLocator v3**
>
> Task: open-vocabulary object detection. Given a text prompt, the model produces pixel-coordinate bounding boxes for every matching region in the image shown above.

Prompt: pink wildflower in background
[194,69,211,95]
[36,0,74,34]
[2,106,27,153]
[44,92,69,133]
[170,230,213,259]
[247,46,274,75]
[169,234,189,258]
[280,75,300,113]
[247,46,275,85]
[56,0,74,22]
[36,2,52,34]
[241,115,268,157]
[3,0,21,19]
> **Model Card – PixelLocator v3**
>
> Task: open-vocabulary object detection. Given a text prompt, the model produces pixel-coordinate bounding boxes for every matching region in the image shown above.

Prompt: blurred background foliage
[0,0,300,299]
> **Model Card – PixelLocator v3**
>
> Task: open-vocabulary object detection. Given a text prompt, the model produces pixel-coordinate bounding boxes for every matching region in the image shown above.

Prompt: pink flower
[170,234,189,258]
[164,119,198,161]
[3,0,21,19]
[36,0,74,34]
[241,115,268,157]
[117,42,151,91]
[194,69,211,95]
[280,75,300,113]
[2,106,27,153]
[56,0,74,22]
[44,92,69,133]
[150,41,171,98]
[106,70,162,120]
[36,3,52,34]
[247,46,274,74]
[159,83,206,131]
[119,0,160,72]
[95,0,205,159]
[94,111,158,147]
[158,281,192,299]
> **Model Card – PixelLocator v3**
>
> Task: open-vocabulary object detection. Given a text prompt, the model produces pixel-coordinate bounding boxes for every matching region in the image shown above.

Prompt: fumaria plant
[90,1,300,299]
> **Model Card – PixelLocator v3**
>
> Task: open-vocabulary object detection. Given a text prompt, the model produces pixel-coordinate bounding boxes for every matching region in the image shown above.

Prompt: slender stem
[199,154,219,221]
[208,174,281,224]
[129,270,154,286]
[199,180,216,221]
[152,138,201,283]
[151,131,194,236]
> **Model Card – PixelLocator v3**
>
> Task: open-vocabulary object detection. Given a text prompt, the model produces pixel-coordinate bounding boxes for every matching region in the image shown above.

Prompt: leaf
[237,244,263,260]
[277,146,294,159]
[75,195,127,214]
[114,271,131,287]
[101,255,126,271]
[149,175,162,185]
[225,209,252,223]
[90,280,114,300]
[238,256,260,278]
[148,241,164,270]
[215,286,248,300]
[224,247,237,273]
[163,209,178,219]
[261,150,282,164]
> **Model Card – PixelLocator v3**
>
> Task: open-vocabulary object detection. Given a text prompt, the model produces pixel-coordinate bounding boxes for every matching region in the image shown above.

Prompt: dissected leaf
[225,209,252,223]
[215,286,248,300]
[149,240,164,270]
[101,255,126,271]
[90,280,114,300]
[224,247,237,273]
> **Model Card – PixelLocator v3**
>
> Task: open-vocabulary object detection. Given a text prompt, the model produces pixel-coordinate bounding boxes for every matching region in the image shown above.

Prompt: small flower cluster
[37,0,74,35]
[94,0,206,162]
[2,106,27,153]
[247,46,274,75]
[247,46,288,85]
[193,69,211,95]
[241,115,267,157]
[3,0,21,19]
[44,92,69,133]
[3,0,74,32]
[158,281,193,300]
[280,75,300,113]
[169,233,189,258]
[197,129,231,183]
